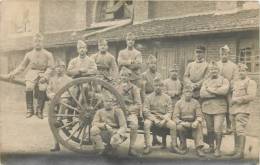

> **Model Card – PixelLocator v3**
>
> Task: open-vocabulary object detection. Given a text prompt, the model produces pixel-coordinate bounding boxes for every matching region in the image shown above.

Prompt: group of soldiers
[6,32,257,159]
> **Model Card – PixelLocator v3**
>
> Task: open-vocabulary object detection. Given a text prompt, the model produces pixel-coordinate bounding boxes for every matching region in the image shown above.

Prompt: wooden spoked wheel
[48,77,126,153]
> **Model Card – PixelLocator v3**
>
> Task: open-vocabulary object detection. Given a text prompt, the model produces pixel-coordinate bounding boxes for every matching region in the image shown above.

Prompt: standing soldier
[163,64,182,107]
[200,61,230,157]
[46,59,72,152]
[228,64,257,159]
[141,55,162,146]
[143,76,185,155]
[7,33,54,119]
[116,67,142,157]
[117,32,143,88]
[90,39,118,81]
[174,85,205,157]
[67,40,97,78]
[217,45,239,135]
[184,46,208,100]
[90,97,127,155]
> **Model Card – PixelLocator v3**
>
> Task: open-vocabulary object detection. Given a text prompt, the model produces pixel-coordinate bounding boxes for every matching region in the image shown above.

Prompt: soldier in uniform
[90,97,127,155]
[184,46,208,100]
[163,64,182,107]
[200,61,230,157]
[7,33,54,119]
[46,59,73,152]
[117,32,143,88]
[67,40,97,78]
[143,76,185,155]
[141,55,162,146]
[116,67,142,156]
[174,85,205,157]
[217,45,239,135]
[90,39,118,81]
[227,64,257,159]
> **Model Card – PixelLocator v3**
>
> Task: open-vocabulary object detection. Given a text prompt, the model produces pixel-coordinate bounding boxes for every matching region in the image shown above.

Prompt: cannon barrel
[0,75,25,86]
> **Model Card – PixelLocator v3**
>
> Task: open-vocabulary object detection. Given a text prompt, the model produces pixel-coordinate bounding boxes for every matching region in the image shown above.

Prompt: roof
[1,9,259,52]
[1,28,103,52]
[86,9,259,44]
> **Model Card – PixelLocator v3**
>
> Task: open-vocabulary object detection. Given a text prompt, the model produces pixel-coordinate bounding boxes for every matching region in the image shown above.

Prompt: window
[95,0,133,23]
[237,47,259,72]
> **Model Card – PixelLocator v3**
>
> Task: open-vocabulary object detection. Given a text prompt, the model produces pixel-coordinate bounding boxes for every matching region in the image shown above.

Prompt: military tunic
[184,59,208,98]
[174,98,204,148]
[200,75,230,133]
[163,78,182,106]
[11,49,54,82]
[90,52,119,79]
[117,48,142,81]
[230,77,257,135]
[143,92,173,122]
[142,70,161,95]
[90,108,127,150]
[217,60,238,82]
[67,56,97,77]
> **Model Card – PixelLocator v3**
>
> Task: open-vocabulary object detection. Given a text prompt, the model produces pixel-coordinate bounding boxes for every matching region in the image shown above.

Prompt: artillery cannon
[1,73,209,154]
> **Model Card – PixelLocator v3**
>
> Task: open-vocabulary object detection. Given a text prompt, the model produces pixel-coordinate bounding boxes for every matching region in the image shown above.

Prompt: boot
[143,132,151,155]
[226,133,239,156]
[214,133,222,157]
[179,132,187,151]
[25,91,34,118]
[128,129,141,157]
[204,131,215,153]
[50,143,60,152]
[36,91,46,119]
[196,146,205,157]
[128,147,141,157]
[170,129,186,154]
[143,146,151,155]
[152,134,161,146]
[232,135,246,159]
[161,135,167,149]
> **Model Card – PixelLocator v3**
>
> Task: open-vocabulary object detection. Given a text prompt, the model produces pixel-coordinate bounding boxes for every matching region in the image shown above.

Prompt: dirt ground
[0,82,259,164]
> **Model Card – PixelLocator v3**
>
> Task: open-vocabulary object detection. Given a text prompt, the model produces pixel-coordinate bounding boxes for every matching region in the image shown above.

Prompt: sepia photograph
[0,0,259,164]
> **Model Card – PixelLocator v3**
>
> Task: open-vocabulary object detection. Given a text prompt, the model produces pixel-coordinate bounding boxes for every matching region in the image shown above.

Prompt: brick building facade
[0,1,259,87]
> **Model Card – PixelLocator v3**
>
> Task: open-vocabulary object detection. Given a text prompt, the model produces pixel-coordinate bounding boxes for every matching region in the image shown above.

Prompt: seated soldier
[143,76,185,155]
[90,97,127,155]
[46,59,73,152]
[116,67,142,157]
[174,85,205,157]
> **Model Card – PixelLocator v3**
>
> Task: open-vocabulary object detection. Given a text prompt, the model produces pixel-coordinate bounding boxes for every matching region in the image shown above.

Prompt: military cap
[120,66,132,76]
[98,38,108,45]
[238,63,248,71]
[147,55,157,63]
[183,85,193,93]
[169,64,180,72]
[77,40,86,48]
[126,32,135,40]
[220,45,230,54]
[34,33,44,41]
[55,59,66,67]
[195,45,206,53]
[153,76,163,85]
[208,61,219,70]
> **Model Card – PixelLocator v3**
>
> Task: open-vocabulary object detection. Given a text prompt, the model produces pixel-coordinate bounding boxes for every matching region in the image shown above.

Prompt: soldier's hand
[191,120,199,128]
[181,122,191,128]
[39,77,47,83]
[79,68,88,73]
